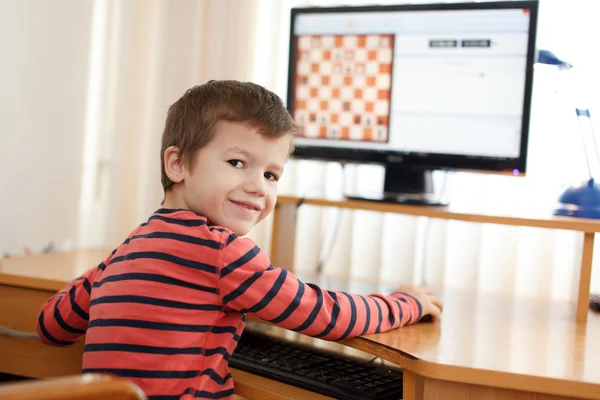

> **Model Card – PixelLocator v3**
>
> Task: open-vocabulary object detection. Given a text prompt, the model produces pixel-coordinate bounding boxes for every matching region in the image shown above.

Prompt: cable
[295,184,323,209]
[419,171,453,286]
[314,163,347,274]
[0,325,39,340]
[316,207,345,274]
[365,356,382,366]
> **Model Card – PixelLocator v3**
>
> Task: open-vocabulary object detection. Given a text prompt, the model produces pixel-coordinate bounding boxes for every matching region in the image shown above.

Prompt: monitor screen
[287,1,539,175]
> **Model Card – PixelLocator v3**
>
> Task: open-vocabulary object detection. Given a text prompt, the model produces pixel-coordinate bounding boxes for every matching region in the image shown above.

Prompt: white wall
[0,0,93,255]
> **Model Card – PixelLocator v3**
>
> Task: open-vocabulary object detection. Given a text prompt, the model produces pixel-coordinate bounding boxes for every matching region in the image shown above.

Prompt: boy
[37,80,443,399]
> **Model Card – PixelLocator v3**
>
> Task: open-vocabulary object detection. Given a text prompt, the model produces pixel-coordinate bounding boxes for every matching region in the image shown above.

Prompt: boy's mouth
[230,200,262,212]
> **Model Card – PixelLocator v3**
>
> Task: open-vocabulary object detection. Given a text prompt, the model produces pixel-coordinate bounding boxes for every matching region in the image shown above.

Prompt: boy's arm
[218,234,424,341]
[37,261,104,346]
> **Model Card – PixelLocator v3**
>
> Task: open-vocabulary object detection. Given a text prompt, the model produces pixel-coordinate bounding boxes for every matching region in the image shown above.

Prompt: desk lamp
[537,50,600,218]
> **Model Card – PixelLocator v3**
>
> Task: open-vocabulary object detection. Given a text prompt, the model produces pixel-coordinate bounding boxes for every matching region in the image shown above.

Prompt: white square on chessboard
[380,37,391,47]
[355,49,366,62]
[341,87,353,99]
[330,99,342,113]
[366,62,378,75]
[318,113,328,125]
[308,99,320,112]
[378,48,393,63]
[342,63,353,75]
[297,86,309,100]
[298,61,310,75]
[322,36,334,48]
[298,36,311,50]
[332,49,343,61]
[305,124,319,138]
[311,37,320,47]
[376,75,391,89]
[343,36,357,48]
[364,87,377,101]
[351,100,365,113]
[328,125,341,139]
[366,36,379,49]
[319,86,332,99]
[295,111,307,124]
[375,101,389,114]
[310,49,321,63]
[308,74,320,86]
[340,112,352,125]
[350,125,364,140]
[321,61,332,75]
[332,75,343,86]
[375,127,388,141]
[354,75,366,88]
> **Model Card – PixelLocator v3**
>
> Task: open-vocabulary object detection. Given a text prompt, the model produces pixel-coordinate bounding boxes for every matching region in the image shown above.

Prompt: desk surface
[348,291,600,398]
[0,249,108,292]
[2,251,600,398]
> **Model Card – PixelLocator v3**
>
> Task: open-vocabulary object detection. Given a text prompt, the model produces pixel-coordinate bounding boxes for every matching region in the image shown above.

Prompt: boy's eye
[264,172,279,182]
[227,160,244,168]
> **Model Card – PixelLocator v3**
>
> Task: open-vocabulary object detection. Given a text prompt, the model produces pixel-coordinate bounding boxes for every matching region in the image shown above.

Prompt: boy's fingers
[427,306,442,322]
[430,296,444,313]
[417,286,438,297]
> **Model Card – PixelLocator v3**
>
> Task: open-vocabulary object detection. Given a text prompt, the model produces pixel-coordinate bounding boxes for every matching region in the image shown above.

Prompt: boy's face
[183,121,292,236]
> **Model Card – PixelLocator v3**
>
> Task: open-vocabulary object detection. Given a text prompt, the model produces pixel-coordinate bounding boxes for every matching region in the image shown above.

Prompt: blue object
[538,50,599,219]
[554,179,600,218]
[576,108,591,117]
[537,49,572,68]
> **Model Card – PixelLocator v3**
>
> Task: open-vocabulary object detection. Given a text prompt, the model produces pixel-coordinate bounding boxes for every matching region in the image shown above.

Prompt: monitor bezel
[287,1,539,174]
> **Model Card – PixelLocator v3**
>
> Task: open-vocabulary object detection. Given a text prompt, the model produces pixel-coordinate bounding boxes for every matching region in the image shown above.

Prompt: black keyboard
[230,330,403,400]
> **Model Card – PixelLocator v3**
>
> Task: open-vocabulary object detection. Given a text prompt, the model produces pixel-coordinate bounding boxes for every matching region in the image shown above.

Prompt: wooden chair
[0,374,146,400]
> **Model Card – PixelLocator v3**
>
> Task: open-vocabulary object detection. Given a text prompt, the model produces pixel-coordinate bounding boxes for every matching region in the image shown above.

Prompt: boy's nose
[243,172,267,197]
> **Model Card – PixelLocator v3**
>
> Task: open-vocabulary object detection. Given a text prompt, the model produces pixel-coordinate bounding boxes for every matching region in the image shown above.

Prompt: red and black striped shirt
[37,208,423,399]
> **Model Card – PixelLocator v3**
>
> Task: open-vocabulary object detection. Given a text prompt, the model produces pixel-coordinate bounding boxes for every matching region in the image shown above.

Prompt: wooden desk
[2,251,600,400]
[271,195,600,323]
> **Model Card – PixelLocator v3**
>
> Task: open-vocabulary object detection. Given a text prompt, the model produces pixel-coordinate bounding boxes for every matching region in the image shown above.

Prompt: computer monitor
[287,1,539,205]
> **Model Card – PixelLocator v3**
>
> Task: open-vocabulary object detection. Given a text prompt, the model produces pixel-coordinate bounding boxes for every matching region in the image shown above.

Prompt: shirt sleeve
[37,260,105,346]
[217,233,423,341]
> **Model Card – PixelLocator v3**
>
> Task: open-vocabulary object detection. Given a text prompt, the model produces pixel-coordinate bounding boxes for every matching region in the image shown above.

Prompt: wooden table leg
[576,232,595,322]
[270,203,298,273]
[403,370,424,400]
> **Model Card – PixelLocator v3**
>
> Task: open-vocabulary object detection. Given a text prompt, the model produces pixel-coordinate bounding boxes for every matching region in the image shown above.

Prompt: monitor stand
[345,164,448,206]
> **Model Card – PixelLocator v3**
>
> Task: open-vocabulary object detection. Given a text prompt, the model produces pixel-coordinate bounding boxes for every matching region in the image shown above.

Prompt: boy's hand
[396,286,443,322]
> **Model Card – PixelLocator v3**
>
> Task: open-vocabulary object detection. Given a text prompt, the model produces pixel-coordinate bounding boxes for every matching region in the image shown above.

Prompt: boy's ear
[164,146,185,184]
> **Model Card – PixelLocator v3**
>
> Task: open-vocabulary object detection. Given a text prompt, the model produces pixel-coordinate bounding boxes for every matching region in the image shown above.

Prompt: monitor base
[346,165,448,206]
[346,192,448,206]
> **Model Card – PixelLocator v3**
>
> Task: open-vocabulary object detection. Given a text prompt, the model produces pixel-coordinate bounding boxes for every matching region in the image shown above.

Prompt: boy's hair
[160,80,298,192]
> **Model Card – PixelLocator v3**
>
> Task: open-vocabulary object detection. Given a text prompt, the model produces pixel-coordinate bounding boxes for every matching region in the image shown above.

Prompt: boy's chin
[223,220,254,237]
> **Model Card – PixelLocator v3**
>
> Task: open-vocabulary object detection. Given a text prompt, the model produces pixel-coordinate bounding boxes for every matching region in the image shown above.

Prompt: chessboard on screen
[293,34,393,143]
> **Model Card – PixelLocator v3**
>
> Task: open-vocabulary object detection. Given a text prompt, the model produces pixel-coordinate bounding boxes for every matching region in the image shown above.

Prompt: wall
[0,0,93,255]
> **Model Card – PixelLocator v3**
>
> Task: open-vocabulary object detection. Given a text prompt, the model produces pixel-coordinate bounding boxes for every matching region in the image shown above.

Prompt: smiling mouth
[230,200,262,212]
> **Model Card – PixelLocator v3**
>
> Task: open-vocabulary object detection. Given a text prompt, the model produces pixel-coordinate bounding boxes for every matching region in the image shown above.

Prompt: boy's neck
[162,187,189,210]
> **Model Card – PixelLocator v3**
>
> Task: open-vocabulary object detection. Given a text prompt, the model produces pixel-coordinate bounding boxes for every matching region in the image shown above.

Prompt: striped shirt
[37,208,423,399]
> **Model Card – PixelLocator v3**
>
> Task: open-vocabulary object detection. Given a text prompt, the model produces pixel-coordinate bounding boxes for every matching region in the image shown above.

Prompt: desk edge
[345,336,600,399]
